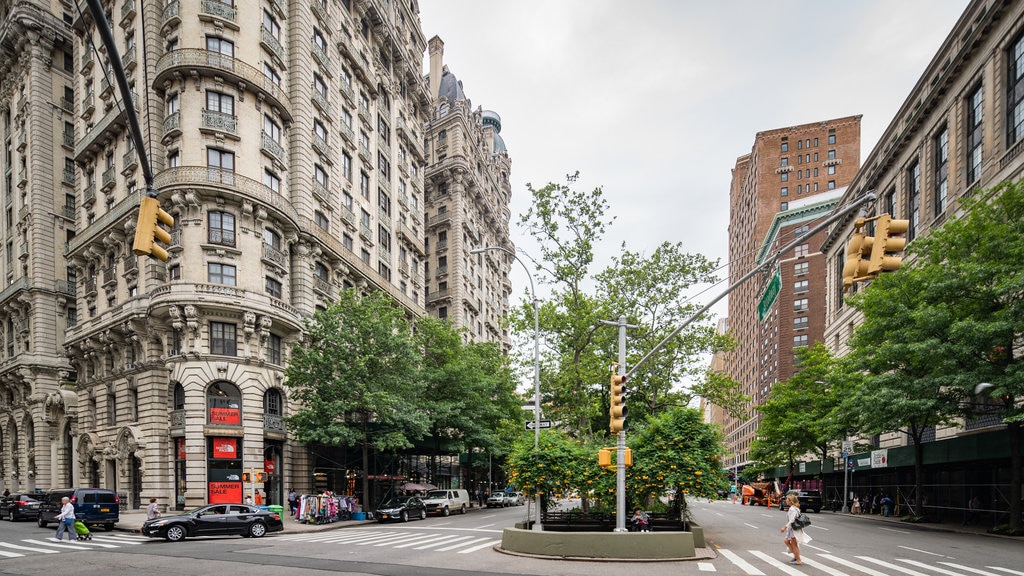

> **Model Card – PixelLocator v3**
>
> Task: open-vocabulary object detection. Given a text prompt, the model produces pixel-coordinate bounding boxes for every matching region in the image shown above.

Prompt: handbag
[64,517,74,526]
[791,513,811,529]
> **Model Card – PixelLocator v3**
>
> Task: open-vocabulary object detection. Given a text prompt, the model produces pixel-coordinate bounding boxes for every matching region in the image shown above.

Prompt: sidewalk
[812,507,1019,540]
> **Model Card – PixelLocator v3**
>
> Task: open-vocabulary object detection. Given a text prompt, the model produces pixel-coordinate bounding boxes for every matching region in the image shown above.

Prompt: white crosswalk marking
[392,533,451,548]
[436,537,490,552]
[413,535,474,550]
[0,550,23,558]
[819,553,891,576]
[0,542,60,554]
[857,556,933,576]
[748,550,804,575]
[457,539,500,554]
[717,549,765,576]
[988,569,1024,576]
[697,562,716,572]
[939,563,1006,576]
[801,556,853,576]
[896,558,971,575]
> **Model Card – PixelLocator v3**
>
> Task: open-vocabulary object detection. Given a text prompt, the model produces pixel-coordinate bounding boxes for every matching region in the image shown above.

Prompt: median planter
[499,526,697,560]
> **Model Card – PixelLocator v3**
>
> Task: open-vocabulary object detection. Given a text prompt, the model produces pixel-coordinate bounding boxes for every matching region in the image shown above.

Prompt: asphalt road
[0,499,1020,576]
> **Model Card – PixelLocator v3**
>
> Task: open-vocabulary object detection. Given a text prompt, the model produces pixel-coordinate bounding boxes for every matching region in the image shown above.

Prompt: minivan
[421,489,470,516]
[37,488,119,531]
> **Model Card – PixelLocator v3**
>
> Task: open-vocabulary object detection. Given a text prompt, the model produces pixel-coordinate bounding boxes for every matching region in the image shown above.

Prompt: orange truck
[741,482,782,507]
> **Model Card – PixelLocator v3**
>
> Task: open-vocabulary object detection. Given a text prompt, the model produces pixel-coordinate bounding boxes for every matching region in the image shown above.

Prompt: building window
[827,180,836,190]
[264,388,282,416]
[360,171,370,198]
[314,210,329,231]
[169,264,181,280]
[264,114,281,143]
[793,334,809,348]
[268,334,282,365]
[828,129,836,145]
[780,157,789,167]
[312,27,327,51]
[934,126,948,216]
[827,165,836,175]
[794,280,809,293]
[209,323,237,356]
[263,9,280,39]
[207,148,235,183]
[313,73,328,98]
[794,262,809,276]
[781,172,788,182]
[264,228,281,250]
[208,263,237,286]
[342,152,352,181]
[314,118,328,143]
[780,187,788,197]
[793,316,809,330]
[207,90,234,114]
[794,243,809,258]
[263,62,281,87]
[314,262,329,282]
[207,36,234,57]
[343,233,353,251]
[361,248,370,264]
[206,381,241,424]
[438,306,447,319]
[780,202,788,210]
[208,211,236,246]
[266,276,282,298]
[1010,33,1024,145]
[966,84,983,184]
[314,164,329,188]
[794,298,809,311]
[908,161,920,241]
[264,169,281,193]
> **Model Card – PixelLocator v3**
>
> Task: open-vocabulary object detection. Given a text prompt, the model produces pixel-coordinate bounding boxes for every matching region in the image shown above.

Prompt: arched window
[206,381,241,425]
[25,418,33,449]
[173,382,185,411]
[264,388,282,416]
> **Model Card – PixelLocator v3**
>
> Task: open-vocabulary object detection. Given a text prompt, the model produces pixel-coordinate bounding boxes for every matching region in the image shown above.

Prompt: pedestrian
[780,493,809,565]
[245,494,254,505]
[254,489,263,506]
[851,495,862,514]
[288,488,298,515]
[147,497,161,520]
[54,496,78,542]
[2,488,9,498]
[966,495,981,525]
[871,493,881,515]
[881,495,894,517]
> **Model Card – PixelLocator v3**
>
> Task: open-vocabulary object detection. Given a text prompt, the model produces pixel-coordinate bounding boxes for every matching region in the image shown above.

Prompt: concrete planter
[499,525,699,559]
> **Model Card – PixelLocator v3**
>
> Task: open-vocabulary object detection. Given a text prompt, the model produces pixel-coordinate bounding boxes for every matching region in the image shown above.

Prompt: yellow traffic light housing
[868,213,909,275]
[609,372,627,434]
[598,449,612,468]
[255,472,265,483]
[132,196,174,261]
[241,472,251,483]
[842,218,873,290]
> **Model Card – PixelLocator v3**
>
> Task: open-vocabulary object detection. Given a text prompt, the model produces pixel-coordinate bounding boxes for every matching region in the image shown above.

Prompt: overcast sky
[418,0,969,365]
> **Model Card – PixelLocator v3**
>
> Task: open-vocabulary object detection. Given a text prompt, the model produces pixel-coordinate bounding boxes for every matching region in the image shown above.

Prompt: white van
[421,489,471,516]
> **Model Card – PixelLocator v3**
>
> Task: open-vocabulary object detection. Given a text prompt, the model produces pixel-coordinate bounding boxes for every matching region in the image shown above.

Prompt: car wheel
[419,509,426,521]
[442,506,450,517]
[400,511,408,522]
[6,510,13,522]
[37,517,47,528]
[460,504,467,515]
[164,525,186,542]
[104,523,115,531]
[249,522,267,538]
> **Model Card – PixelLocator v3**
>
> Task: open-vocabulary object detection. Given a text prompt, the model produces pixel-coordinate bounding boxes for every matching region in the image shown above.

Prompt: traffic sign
[525,420,552,430]
[842,440,854,453]
[757,268,781,322]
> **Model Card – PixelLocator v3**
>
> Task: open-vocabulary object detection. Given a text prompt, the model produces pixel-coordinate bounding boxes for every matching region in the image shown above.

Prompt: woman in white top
[54,496,78,542]
[780,493,809,565]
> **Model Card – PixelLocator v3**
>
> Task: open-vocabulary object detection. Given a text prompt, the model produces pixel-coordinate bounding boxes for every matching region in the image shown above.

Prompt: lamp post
[471,246,542,531]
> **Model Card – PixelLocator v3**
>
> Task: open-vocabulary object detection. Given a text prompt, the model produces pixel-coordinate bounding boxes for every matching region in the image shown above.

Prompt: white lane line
[749,550,805,576]
[856,556,931,576]
[478,514,496,519]
[896,559,970,575]
[988,569,1024,576]
[473,523,496,529]
[457,539,501,554]
[393,534,451,549]
[697,562,717,572]
[801,556,853,576]
[717,548,765,576]
[879,527,911,534]
[413,535,474,550]
[436,537,490,552]
[714,512,724,517]
[760,514,774,518]
[898,546,953,559]
[743,522,759,529]
[0,542,60,554]
[819,553,890,576]
[939,563,1005,576]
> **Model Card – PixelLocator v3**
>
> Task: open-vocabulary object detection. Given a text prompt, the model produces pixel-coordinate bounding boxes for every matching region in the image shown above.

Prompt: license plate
[381,514,389,519]
[100,508,110,512]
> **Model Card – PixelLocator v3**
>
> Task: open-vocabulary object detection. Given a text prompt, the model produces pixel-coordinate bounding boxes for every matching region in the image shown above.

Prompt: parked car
[37,488,119,531]
[421,489,470,516]
[780,490,823,513]
[1,493,40,521]
[486,492,508,508]
[375,495,427,523]
[141,504,284,541]
[509,492,526,506]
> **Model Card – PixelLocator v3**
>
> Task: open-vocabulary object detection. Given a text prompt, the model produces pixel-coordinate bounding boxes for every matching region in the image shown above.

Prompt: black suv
[1,493,40,521]
[781,490,823,513]
[37,488,119,531]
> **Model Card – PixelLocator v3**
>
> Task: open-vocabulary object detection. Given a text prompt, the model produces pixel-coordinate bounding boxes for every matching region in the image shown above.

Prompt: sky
[418,0,970,371]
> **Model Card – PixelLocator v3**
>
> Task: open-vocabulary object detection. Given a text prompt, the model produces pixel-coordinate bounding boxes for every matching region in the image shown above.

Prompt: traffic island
[498,525,704,560]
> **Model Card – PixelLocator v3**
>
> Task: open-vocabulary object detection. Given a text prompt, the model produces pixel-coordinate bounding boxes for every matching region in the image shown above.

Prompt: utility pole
[600,315,638,532]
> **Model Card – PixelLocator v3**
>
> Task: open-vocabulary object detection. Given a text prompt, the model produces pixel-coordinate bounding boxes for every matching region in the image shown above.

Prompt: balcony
[200,0,237,24]
[163,111,181,138]
[262,243,287,268]
[340,205,356,228]
[261,132,286,164]
[81,50,94,73]
[426,212,451,228]
[122,45,137,72]
[62,204,76,219]
[170,409,185,433]
[153,166,299,225]
[312,91,332,119]
[16,131,26,152]
[101,167,116,192]
[55,279,76,296]
[312,134,331,160]
[398,157,409,176]
[201,109,238,136]
[341,123,355,146]
[358,142,372,163]
[377,207,391,228]
[359,222,373,241]
[264,412,286,433]
[75,92,140,161]
[312,44,335,78]
[312,182,334,205]
[378,137,391,161]
[120,0,137,26]
[161,0,181,31]
[312,276,332,295]
[83,185,96,206]
[101,265,117,287]
[60,97,73,112]
[310,0,331,27]
[427,288,450,303]
[63,168,75,186]
[435,239,448,253]
[358,105,371,126]
[63,132,75,149]
[122,149,138,173]
[261,26,286,64]
[340,80,355,104]
[81,93,95,117]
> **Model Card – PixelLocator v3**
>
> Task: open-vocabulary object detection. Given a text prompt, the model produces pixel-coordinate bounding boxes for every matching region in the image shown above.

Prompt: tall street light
[471,246,542,531]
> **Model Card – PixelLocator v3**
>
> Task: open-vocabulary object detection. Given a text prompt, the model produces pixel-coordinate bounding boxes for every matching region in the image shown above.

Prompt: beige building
[0,0,509,511]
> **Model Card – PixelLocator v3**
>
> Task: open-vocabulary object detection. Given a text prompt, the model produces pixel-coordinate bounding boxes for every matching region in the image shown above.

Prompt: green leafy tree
[284,289,429,503]
[506,430,608,511]
[899,179,1024,531]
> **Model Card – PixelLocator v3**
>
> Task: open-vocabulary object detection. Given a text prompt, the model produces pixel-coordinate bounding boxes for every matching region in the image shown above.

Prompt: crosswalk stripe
[436,537,490,552]
[0,550,23,558]
[717,548,765,576]
[802,556,853,576]
[353,534,412,546]
[374,533,438,547]
[393,534,451,549]
[858,556,933,576]
[457,539,500,554]
[749,550,805,575]
[897,559,971,575]
[988,569,1024,576]
[0,542,60,554]
[413,535,473,550]
[57,540,119,549]
[820,553,890,576]
[23,539,84,550]
[939,563,1005,576]
[90,537,143,545]
[697,562,716,572]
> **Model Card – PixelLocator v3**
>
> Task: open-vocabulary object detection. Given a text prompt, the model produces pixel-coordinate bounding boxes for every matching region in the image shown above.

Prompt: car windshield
[380,497,410,508]
[424,491,447,499]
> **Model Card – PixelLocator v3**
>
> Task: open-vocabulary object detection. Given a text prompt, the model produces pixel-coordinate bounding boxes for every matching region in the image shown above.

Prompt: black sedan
[141,504,284,541]
[375,496,427,523]
[1,493,40,521]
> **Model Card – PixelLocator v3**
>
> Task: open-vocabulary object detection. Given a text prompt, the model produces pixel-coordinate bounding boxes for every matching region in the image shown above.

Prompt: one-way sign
[525,420,553,430]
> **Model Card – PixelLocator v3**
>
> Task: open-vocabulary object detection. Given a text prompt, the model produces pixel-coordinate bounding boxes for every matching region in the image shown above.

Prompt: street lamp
[471,245,543,531]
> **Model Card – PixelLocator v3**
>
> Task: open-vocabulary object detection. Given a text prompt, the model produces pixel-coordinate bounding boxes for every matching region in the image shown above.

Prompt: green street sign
[757,268,781,322]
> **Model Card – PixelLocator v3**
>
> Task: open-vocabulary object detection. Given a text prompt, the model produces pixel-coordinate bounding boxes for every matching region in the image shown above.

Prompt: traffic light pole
[601,315,638,532]
[626,192,877,379]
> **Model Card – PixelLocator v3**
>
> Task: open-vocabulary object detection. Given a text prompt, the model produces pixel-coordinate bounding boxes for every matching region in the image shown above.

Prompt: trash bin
[267,505,284,514]
[351,511,367,521]
[257,505,269,511]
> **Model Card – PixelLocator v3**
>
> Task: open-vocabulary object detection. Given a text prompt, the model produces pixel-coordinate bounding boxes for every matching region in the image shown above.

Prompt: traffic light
[255,472,265,483]
[241,472,251,483]
[609,372,627,434]
[598,449,612,468]
[132,196,174,261]
[842,218,873,290]
[867,213,909,275]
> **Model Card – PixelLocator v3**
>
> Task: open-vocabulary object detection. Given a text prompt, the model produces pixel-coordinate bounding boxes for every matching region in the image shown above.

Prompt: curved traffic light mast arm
[625,192,877,379]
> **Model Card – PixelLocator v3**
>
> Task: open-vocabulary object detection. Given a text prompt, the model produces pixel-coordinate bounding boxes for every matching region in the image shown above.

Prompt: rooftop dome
[482,110,505,152]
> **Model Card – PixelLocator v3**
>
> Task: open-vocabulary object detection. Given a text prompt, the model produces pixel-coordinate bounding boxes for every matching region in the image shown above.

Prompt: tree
[900,179,1024,532]
[506,430,606,512]
[284,289,429,504]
